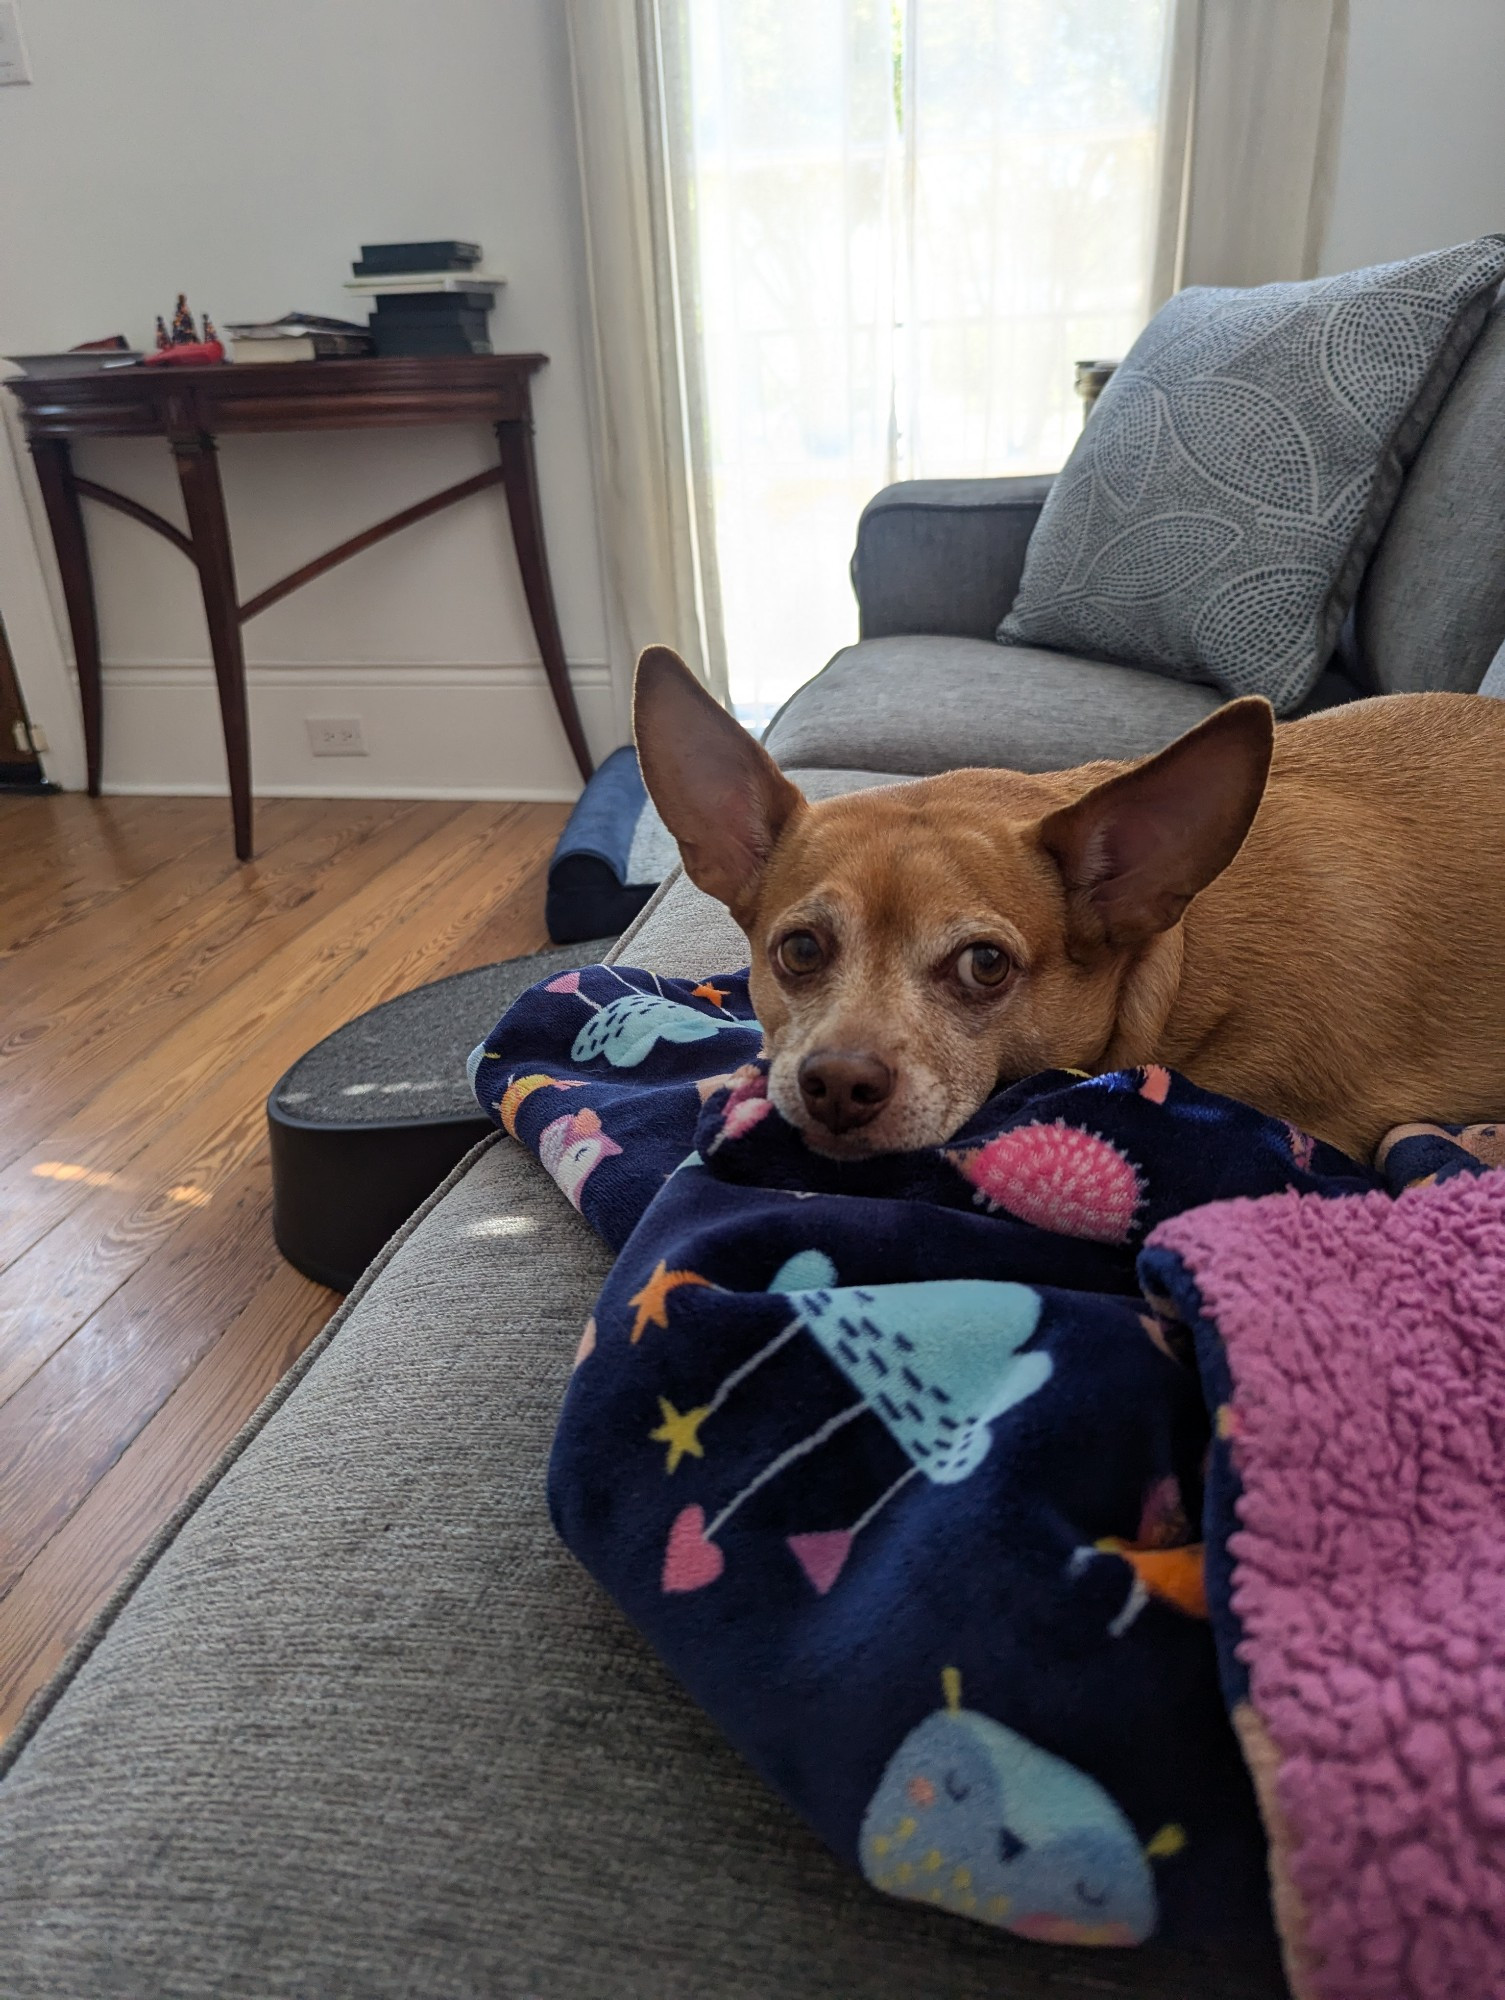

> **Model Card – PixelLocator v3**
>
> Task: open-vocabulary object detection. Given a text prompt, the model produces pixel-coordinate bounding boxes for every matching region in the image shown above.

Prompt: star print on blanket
[472,965,1389,1956]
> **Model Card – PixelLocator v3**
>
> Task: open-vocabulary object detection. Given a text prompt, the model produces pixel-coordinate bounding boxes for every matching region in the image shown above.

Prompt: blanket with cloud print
[471,963,1504,1993]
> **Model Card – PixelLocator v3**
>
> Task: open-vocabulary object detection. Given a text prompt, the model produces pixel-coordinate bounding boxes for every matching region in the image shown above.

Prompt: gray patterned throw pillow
[999,238,1505,712]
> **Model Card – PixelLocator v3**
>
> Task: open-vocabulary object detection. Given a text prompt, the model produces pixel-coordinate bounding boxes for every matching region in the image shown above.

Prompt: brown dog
[634,645,1505,1162]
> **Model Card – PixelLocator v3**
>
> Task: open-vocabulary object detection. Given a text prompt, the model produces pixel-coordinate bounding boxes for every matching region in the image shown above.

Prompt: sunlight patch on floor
[31,1161,116,1187]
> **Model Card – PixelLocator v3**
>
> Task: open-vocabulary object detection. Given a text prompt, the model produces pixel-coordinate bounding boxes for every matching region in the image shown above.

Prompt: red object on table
[140,340,225,367]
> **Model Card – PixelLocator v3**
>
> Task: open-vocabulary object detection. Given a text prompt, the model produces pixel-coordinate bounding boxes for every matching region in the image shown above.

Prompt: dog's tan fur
[634,645,1505,1161]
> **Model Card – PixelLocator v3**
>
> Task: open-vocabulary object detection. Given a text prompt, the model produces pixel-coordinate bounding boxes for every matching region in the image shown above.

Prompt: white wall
[0,0,616,800]
[1320,0,1505,274]
[8,0,1503,801]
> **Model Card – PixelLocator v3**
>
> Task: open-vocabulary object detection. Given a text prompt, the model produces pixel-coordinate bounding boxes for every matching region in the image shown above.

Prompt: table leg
[171,432,254,860]
[495,416,594,783]
[29,438,104,796]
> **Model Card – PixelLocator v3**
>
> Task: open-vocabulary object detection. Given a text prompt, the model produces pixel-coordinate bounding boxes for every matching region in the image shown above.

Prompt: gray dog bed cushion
[268,939,614,1291]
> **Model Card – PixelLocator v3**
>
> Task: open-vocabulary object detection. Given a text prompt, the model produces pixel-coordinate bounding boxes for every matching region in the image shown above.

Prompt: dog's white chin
[791,1105,971,1159]
[794,1122,883,1160]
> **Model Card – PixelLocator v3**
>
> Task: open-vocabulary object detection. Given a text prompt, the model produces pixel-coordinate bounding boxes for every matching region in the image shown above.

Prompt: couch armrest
[850,475,1054,640]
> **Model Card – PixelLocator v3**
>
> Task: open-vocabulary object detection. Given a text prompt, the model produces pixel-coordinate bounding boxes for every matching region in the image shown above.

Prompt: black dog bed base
[268,940,614,1292]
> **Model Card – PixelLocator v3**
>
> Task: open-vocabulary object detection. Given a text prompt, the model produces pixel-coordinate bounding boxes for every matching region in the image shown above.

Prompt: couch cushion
[1000,239,1505,713]
[1355,298,1505,694]
[762,637,1223,777]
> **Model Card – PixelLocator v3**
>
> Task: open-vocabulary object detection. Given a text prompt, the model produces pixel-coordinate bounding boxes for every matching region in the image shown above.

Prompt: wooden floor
[0,791,566,1740]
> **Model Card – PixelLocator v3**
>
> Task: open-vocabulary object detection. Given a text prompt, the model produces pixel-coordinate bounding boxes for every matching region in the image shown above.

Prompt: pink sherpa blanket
[1143,1160,1505,2000]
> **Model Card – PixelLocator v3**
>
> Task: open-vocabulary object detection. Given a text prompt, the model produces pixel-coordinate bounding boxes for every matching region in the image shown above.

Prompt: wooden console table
[8,356,594,859]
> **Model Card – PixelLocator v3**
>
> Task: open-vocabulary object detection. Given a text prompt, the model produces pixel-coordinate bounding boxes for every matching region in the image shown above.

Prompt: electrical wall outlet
[306,716,367,757]
[0,4,33,85]
[12,720,47,754]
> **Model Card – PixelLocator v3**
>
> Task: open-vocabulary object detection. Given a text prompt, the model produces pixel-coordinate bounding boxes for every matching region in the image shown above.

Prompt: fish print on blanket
[552,965,735,1069]
[473,961,1385,1956]
[860,1669,1177,1945]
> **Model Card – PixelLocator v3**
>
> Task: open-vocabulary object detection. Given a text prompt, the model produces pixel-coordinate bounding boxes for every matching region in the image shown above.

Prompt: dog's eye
[778,930,826,976]
[956,942,1011,991]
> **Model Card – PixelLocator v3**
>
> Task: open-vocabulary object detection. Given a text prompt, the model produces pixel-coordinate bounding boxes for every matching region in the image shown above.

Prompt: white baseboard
[100,660,612,688]
[101,781,584,802]
[91,659,622,799]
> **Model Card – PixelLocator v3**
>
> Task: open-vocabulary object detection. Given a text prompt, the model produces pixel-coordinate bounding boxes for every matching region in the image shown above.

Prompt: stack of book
[224,314,374,364]
[344,242,504,358]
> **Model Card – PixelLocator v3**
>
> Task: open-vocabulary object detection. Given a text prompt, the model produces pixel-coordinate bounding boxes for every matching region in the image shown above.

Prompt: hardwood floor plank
[0,1264,335,1737]
[0,789,567,1742]
[0,1156,286,1597]
[1,794,171,872]
[0,797,224,959]
[0,802,554,1263]
[0,803,564,1388]
[0,802,556,1573]
[0,799,459,1153]
[0,795,332,1016]
[0,1095,269,1405]
[0,797,100,870]
[445,842,570,970]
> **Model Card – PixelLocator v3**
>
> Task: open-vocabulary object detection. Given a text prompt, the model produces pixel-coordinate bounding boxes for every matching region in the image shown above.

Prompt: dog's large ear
[633,645,805,925]
[1037,696,1274,952]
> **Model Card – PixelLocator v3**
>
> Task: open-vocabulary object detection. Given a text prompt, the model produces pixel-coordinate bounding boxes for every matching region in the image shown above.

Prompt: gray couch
[2,300,1503,2000]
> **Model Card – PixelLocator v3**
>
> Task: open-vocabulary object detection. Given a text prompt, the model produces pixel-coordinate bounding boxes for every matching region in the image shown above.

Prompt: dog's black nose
[798,1051,894,1134]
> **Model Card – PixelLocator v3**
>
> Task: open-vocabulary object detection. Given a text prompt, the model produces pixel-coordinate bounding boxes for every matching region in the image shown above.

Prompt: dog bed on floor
[267,939,614,1291]
[547,745,678,944]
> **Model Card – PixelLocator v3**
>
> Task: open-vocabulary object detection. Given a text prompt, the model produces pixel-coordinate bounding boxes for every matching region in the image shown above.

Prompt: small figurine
[141,294,224,368]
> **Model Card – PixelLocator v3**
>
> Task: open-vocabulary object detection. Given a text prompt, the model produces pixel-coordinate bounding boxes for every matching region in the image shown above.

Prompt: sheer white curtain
[1152,0,1349,302]
[565,0,728,715]
[568,0,1348,728]
[683,0,1170,722]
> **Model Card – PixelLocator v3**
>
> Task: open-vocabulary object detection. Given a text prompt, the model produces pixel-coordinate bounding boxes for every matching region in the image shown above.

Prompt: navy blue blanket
[471,963,1383,1951]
